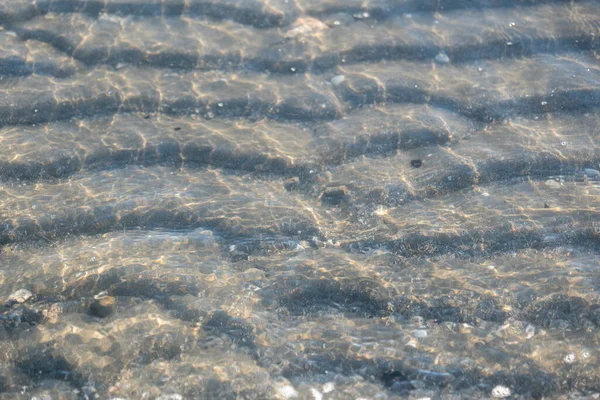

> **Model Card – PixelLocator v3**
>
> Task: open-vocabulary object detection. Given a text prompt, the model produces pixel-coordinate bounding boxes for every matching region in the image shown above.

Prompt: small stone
[81,385,97,398]
[322,382,335,393]
[156,395,183,400]
[491,385,511,398]
[434,52,450,64]
[410,159,423,168]
[564,353,576,364]
[88,296,116,318]
[283,177,300,191]
[353,11,370,19]
[7,289,33,305]
[545,179,561,188]
[331,75,345,85]
[584,168,600,178]
[310,387,323,400]
[413,329,428,338]
[278,385,299,399]
[31,395,52,400]
[525,324,535,339]
[415,369,453,384]
[320,186,349,205]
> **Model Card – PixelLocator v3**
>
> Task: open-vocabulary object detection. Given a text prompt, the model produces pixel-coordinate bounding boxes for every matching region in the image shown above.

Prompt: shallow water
[0,0,599,399]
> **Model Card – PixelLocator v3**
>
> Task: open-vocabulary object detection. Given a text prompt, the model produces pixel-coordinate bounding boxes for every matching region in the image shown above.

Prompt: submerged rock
[331,75,345,86]
[491,385,512,398]
[6,289,33,305]
[88,296,116,318]
[283,177,300,191]
[320,186,350,205]
[435,52,451,64]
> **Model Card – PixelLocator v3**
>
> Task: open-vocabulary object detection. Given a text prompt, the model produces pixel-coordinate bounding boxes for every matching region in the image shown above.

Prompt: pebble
[564,353,576,364]
[491,385,511,398]
[7,289,33,305]
[415,369,454,384]
[322,382,335,393]
[156,395,183,400]
[81,385,97,399]
[525,324,535,339]
[581,350,591,359]
[410,159,423,168]
[320,186,349,205]
[331,75,345,85]
[413,329,428,338]
[584,168,600,178]
[309,387,323,400]
[434,52,451,64]
[283,177,300,191]
[88,296,116,318]
[31,396,52,400]
[278,385,299,399]
[545,179,561,188]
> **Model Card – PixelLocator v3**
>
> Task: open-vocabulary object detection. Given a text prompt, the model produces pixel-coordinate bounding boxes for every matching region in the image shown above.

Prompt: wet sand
[0,0,599,399]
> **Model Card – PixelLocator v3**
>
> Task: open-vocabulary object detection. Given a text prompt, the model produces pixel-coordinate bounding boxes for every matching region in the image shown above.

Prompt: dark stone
[88,296,116,318]
[229,253,249,262]
[283,177,300,191]
[410,159,423,168]
[381,370,409,387]
[320,186,350,205]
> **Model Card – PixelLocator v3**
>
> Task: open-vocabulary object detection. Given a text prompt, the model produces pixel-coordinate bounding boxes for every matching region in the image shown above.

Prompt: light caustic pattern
[0,0,599,399]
